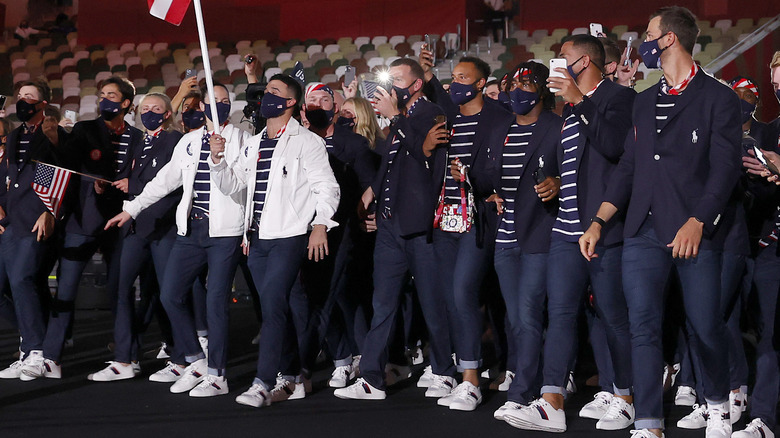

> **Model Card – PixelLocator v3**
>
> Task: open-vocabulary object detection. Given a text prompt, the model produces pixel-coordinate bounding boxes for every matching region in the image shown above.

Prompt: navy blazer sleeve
[604,128,637,211]
[574,83,635,162]
[389,102,445,168]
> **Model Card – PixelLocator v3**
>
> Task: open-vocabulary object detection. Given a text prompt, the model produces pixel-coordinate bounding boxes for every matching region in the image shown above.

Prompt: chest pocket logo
[152,158,158,168]
[186,142,193,156]
[691,129,698,144]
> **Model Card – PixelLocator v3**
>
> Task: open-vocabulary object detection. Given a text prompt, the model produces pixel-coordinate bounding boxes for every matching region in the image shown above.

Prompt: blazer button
[654,154,660,161]
[14,183,19,188]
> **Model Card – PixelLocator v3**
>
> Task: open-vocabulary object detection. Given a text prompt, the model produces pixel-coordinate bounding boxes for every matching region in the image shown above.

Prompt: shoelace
[332,365,351,377]
[271,380,293,394]
[247,383,267,396]
[629,430,658,438]
[450,383,472,398]
[602,399,626,419]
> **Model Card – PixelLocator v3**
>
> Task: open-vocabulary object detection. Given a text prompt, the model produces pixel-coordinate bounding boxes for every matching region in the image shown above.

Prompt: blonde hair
[346,97,385,150]
[771,51,780,69]
[139,93,176,132]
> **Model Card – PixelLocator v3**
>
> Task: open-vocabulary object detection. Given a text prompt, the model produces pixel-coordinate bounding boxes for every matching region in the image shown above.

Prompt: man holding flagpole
[0,80,68,380]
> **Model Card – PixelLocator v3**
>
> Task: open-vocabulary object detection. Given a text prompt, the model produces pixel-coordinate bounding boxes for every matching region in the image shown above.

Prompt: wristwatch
[389,114,402,125]
[591,216,606,227]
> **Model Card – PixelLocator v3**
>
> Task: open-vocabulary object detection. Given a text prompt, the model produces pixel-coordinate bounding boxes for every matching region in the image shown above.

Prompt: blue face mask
[509,89,539,116]
[141,111,166,131]
[181,109,206,130]
[449,81,479,106]
[99,98,123,121]
[740,99,756,124]
[567,56,585,82]
[204,102,231,125]
[775,89,780,105]
[496,91,513,112]
[260,93,291,119]
[639,35,668,69]
[393,81,417,110]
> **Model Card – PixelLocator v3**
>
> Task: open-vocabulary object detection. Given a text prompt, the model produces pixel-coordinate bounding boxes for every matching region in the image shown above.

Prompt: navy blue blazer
[425,75,516,247]
[328,124,377,224]
[475,110,562,253]
[126,129,183,241]
[604,69,743,249]
[2,124,67,233]
[372,98,447,238]
[60,117,143,236]
[559,79,635,247]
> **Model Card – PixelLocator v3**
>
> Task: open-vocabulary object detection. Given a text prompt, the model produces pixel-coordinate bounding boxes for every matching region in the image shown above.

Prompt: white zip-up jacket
[123,124,250,237]
[208,117,340,245]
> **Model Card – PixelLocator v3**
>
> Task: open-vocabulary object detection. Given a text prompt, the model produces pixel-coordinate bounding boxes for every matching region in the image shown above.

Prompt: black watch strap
[591,216,606,227]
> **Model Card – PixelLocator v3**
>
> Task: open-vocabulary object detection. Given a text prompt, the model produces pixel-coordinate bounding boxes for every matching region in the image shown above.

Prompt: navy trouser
[494,247,547,404]
[0,235,19,330]
[622,221,728,430]
[113,231,175,363]
[587,310,616,393]
[434,229,491,370]
[192,270,208,335]
[44,230,122,362]
[747,245,780,429]
[360,217,454,390]
[160,217,241,376]
[541,239,631,397]
[1,227,47,353]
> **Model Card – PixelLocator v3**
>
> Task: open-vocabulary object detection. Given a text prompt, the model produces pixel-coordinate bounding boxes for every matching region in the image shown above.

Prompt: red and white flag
[148,0,192,26]
[32,162,71,218]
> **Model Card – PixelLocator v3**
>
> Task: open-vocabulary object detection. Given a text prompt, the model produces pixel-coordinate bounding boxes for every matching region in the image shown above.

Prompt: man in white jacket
[208,73,339,408]
[106,82,250,397]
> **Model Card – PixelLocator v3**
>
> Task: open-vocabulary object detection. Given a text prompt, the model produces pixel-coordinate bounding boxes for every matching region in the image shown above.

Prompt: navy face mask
[449,81,479,106]
[496,91,513,112]
[204,102,231,125]
[141,111,166,131]
[639,35,668,69]
[336,116,355,129]
[306,106,334,130]
[100,98,123,121]
[260,93,290,119]
[15,99,40,122]
[181,109,206,130]
[567,56,585,82]
[393,80,418,110]
[740,99,756,124]
[509,89,539,116]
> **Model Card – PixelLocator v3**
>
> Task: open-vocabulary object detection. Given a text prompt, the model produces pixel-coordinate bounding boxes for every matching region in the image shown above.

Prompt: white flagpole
[192,0,222,135]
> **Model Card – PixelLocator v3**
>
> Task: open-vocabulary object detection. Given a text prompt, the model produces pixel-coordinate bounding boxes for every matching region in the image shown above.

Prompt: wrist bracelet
[592,216,606,227]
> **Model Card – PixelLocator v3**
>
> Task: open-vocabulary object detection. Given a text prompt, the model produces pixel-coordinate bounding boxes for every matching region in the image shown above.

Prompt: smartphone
[64,110,77,124]
[185,69,197,79]
[424,34,432,51]
[245,55,256,65]
[434,114,449,130]
[0,95,6,110]
[623,37,634,66]
[589,23,604,38]
[549,58,567,93]
[344,66,355,88]
[753,145,780,176]
[533,156,547,184]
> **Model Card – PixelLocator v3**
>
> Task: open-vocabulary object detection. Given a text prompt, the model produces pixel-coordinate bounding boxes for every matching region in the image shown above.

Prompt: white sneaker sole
[504,414,566,433]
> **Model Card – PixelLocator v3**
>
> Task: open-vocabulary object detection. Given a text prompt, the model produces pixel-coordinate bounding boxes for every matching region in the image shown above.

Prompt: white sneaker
[43,359,61,379]
[732,418,775,438]
[270,379,304,402]
[498,370,515,392]
[566,372,577,395]
[333,377,386,400]
[417,365,434,388]
[630,429,665,438]
[663,363,681,392]
[707,401,732,438]
[410,347,424,365]
[132,362,141,375]
[156,342,170,359]
[189,374,228,397]
[169,359,207,394]
[149,361,186,382]
[579,391,613,420]
[730,391,745,424]
[439,381,482,411]
[19,350,45,381]
[425,375,456,398]
[385,363,411,386]
[494,401,524,420]
[503,398,567,432]
[198,336,208,358]
[88,361,135,381]
[236,383,271,408]
[328,364,354,388]
[596,396,635,430]
[676,385,698,406]
[678,404,709,429]
[0,359,24,379]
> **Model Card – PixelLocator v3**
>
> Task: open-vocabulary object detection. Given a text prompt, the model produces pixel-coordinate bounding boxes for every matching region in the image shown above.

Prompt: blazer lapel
[657,70,704,132]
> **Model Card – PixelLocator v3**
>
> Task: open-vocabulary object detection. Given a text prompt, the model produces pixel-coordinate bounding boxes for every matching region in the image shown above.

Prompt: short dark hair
[16,79,51,102]
[269,73,303,118]
[506,61,556,111]
[389,58,425,82]
[459,56,491,83]
[599,37,622,65]
[100,76,135,114]
[564,34,606,70]
[485,79,500,89]
[199,80,229,102]
[650,6,699,55]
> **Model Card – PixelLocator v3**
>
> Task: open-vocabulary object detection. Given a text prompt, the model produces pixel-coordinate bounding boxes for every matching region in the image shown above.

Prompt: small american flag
[32,163,71,218]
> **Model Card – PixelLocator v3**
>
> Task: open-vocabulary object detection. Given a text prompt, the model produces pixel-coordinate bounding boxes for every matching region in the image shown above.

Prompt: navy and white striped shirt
[17,124,35,165]
[496,122,534,249]
[191,132,211,213]
[552,114,582,242]
[443,113,479,204]
[252,133,279,224]
[324,135,334,151]
[140,132,157,160]
[111,128,131,171]
[655,93,676,133]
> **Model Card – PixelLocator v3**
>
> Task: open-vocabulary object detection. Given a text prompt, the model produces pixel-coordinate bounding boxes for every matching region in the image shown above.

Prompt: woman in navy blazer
[88,93,183,381]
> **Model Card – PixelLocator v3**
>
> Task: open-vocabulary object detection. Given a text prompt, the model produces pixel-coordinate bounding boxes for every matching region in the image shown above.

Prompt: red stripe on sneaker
[361,382,372,394]
[536,405,549,420]
[621,410,632,420]
[111,367,120,375]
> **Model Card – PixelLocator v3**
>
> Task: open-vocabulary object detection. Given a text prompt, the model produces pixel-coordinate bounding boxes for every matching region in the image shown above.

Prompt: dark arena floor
[0,303,767,438]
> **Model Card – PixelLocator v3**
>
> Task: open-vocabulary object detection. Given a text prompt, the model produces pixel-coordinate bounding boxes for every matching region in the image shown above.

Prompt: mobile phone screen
[344,67,355,87]
[753,145,780,175]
